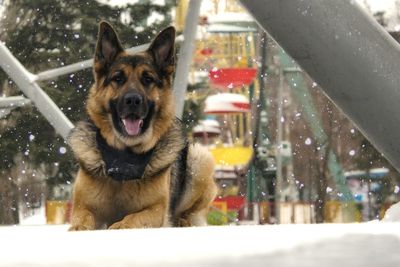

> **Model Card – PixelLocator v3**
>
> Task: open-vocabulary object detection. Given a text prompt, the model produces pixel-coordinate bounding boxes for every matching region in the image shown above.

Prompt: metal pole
[240,0,400,173]
[35,44,149,81]
[0,96,30,108]
[173,0,202,118]
[367,178,372,220]
[0,42,74,139]
[0,96,31,119]
[275,67,284,224]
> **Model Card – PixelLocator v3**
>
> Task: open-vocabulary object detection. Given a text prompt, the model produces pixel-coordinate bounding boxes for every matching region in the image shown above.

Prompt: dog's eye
[141,72,154,87]
[111,72,126,86]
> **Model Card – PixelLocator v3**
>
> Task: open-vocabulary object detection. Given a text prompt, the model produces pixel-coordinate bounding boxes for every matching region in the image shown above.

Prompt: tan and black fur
[68,22,217,230]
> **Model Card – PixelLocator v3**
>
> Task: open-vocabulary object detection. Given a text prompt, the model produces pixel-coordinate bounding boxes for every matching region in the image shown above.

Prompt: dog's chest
[94,174,170,219]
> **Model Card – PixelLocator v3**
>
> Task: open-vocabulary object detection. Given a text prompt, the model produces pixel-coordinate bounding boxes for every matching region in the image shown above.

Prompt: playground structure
[189,1,359,223]
[189,12,260,223]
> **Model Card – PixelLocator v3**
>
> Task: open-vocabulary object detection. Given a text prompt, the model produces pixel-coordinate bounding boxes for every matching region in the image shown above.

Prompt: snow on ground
[0,223,399,267]
[382,202,400,222]
[19,207,46,225]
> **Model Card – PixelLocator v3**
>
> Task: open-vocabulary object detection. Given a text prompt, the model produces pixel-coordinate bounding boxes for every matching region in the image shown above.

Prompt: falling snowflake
[395,186,400,194]
[304,138,312,145]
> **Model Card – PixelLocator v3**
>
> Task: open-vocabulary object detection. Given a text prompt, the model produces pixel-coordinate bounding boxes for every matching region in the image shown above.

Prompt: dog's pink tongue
[122,118,143,136]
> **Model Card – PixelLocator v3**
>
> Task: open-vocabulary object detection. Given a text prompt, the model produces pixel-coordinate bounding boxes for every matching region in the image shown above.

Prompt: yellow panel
[46,200,70,224]
[210,146,253,166]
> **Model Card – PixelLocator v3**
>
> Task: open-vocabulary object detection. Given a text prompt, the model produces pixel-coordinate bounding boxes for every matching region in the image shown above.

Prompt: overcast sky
[362,0,397,11]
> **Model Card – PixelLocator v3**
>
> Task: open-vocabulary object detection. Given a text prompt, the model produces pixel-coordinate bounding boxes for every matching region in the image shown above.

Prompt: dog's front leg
[69,207,96,231]
[108,203,166,229]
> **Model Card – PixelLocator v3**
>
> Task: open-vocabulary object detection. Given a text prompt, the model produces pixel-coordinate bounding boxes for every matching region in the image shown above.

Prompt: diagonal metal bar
[240,0,400,173]
[0,42,74,139]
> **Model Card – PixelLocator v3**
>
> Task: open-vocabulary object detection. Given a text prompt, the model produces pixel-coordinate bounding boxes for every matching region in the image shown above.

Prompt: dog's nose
[124,92,143,107]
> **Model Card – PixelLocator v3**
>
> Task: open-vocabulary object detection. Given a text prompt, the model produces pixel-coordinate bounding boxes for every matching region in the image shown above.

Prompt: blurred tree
[0,0,174,224]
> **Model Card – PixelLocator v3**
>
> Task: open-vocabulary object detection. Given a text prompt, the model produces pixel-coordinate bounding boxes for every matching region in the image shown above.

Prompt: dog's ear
[94,21,124,76]
[148,26,175,72]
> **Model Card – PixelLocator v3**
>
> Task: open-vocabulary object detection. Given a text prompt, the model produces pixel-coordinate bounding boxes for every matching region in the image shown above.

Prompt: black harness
[169,143,189,218]
[95,128,155,181]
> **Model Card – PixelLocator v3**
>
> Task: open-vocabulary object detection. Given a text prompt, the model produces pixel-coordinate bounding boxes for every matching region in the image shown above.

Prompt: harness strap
[68,118,187,182]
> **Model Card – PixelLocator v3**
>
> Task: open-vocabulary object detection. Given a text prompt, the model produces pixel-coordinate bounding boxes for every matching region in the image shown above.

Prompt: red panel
[232,102,250,110]
[209,68,257,89]
[200,48,213,56]
[214,196,245,210]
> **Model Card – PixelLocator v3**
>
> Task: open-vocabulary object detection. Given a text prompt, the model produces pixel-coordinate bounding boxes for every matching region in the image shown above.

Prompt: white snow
[0,223,399,266]
[19,207,46,225]
[304,137,312,145]
[382,201,400,222]
[395,185,400,194]
[357,0,400,31]
[59,146,67,154]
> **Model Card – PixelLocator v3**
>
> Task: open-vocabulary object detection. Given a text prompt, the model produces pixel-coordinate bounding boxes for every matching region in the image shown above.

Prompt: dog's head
[87,22,176,152]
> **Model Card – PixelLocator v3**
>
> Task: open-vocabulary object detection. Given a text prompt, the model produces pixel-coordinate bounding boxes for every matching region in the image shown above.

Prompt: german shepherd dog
[68,22,217,230]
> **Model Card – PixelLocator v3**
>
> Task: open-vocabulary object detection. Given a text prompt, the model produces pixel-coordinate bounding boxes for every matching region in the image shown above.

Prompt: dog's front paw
[177,218,192,227]
[108,220,141,229]
[108,221,126,230]
[69,225,91,231]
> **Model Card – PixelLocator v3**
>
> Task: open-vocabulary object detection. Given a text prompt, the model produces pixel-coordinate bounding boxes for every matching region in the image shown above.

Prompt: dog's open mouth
[110,100,155,138]
[121,117,143,136]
